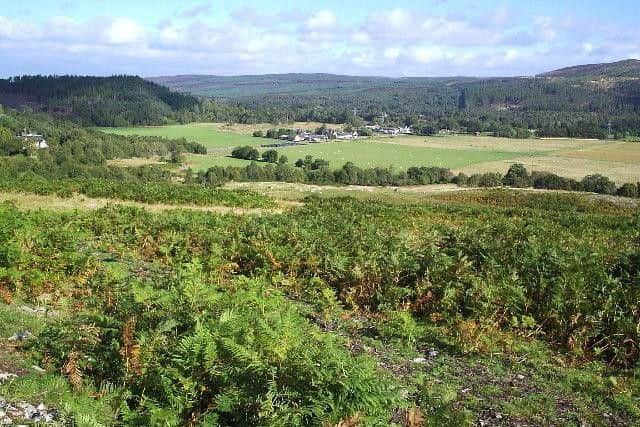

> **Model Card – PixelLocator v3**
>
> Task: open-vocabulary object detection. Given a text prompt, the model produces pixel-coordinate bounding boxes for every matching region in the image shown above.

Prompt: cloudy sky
[1,0,638,77]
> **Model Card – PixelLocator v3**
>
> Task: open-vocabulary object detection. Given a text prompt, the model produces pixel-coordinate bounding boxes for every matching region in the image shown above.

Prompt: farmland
[101,123,640,183]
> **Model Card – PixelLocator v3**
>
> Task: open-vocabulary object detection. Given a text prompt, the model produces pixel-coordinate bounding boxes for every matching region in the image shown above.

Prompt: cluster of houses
[268,129,360,146]
[285,129,360,142]
[260,124,413,148]
[364,125,413,135]
[20,129,48,150]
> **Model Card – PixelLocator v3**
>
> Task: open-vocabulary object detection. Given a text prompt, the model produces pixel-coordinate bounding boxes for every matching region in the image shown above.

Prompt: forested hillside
[540,58,640,78]
[0,75,200,126]
[149,60,640,138]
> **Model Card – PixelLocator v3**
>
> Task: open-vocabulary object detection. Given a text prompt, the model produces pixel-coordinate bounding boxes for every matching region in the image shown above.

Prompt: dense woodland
[0,75,199,126]
[153,60,640,138]
[2,61,640,137]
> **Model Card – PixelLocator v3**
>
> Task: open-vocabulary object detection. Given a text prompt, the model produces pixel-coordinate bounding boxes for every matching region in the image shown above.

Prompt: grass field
[101,123,262,151]
[99,123,640,183]
[101,122,333,152]
[185,139,532,170]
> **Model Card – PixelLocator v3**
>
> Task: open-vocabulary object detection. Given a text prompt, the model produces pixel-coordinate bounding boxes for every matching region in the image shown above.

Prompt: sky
[0,0,639,77]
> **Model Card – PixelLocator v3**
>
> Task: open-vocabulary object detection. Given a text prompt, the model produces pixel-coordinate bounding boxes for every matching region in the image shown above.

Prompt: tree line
[193,152,640,199]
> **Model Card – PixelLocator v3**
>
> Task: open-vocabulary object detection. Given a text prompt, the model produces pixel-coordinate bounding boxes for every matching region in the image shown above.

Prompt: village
[259,124,413,148]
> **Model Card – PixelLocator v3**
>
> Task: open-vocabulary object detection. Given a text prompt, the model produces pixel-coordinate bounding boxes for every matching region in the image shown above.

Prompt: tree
[458,89,467,111]
[580,174,617,195]
[617,183,638,198]
[231,146,260,160]
[0,126,22,156]
[262,149,278,163]
[503,163,531,188]
[278,155,288,164]
[169,148,183,164]
[265,129,278,139]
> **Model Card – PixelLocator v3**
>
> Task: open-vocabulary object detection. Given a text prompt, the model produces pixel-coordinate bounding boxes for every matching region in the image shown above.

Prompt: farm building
[20,129,48,149]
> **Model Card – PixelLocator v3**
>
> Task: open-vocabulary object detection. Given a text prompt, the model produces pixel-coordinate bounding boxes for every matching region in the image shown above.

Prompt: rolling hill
[147,60,640,137]
[148,60,640,100]
[540,59,640,78]
[0,75,200,126]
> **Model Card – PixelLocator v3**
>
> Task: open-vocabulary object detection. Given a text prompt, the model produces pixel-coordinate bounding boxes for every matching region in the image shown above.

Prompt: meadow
[101,123,262,151]
[100,124,640,183]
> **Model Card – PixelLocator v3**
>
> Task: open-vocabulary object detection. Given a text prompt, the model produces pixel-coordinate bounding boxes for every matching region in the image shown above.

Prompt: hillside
[148,60,640,137]
[0,75,200,126]
[540,59,640,78]
[147,73,476,99]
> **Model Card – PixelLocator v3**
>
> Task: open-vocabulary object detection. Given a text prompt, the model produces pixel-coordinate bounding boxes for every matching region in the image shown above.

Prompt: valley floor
[100,123,640,184]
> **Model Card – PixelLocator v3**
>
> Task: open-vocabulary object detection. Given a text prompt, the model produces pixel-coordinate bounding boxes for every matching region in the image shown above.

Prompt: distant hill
[146,61,640,138]
[0,75,200,126]
[540,59,640,78]
[147,73,476,100]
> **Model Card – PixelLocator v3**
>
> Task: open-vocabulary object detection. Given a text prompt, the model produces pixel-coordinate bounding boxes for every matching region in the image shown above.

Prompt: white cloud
[384,47,401,60]
[105,18,144,45]
[306,10,336,30]
[387,8,412,27]
[352,31,370,44]
[0,7,636,78]
[505,49,520,61]
[535,16,557,42]
[411,46,446,64]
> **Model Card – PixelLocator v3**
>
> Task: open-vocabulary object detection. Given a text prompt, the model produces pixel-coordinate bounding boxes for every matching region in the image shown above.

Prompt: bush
[36,277,407,425]
[262,149,278,163]
[617,183,639,198]
[231,146,260,161]
[468,172,502,187]
[531,172,578,191]
[252,130,263,137]
[580,174,617,195]
[503,163,531,188]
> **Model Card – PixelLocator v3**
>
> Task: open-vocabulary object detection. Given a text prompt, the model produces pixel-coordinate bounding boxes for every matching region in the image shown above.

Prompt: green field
[100,123,640,182]
[101,123,545,171]
[185,140,534,170]
[101,123,262,150]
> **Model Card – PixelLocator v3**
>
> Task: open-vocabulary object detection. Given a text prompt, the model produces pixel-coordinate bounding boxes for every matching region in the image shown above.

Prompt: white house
[20,130,48,149]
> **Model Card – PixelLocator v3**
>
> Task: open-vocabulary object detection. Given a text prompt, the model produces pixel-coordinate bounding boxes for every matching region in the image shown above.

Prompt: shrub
[580,174,617,195]
[468,172,502,187]
[231,146,260,161]
[503,163,532,188]
[262,149,278,163]
[617,183,638,198]
[531,171,578,191]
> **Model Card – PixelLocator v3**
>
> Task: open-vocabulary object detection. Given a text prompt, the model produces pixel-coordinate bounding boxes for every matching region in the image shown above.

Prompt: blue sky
[1,0,638,77]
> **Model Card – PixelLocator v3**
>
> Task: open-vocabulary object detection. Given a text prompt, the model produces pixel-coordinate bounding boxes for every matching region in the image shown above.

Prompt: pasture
[102,123,261,151]
[100,123,640,183]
